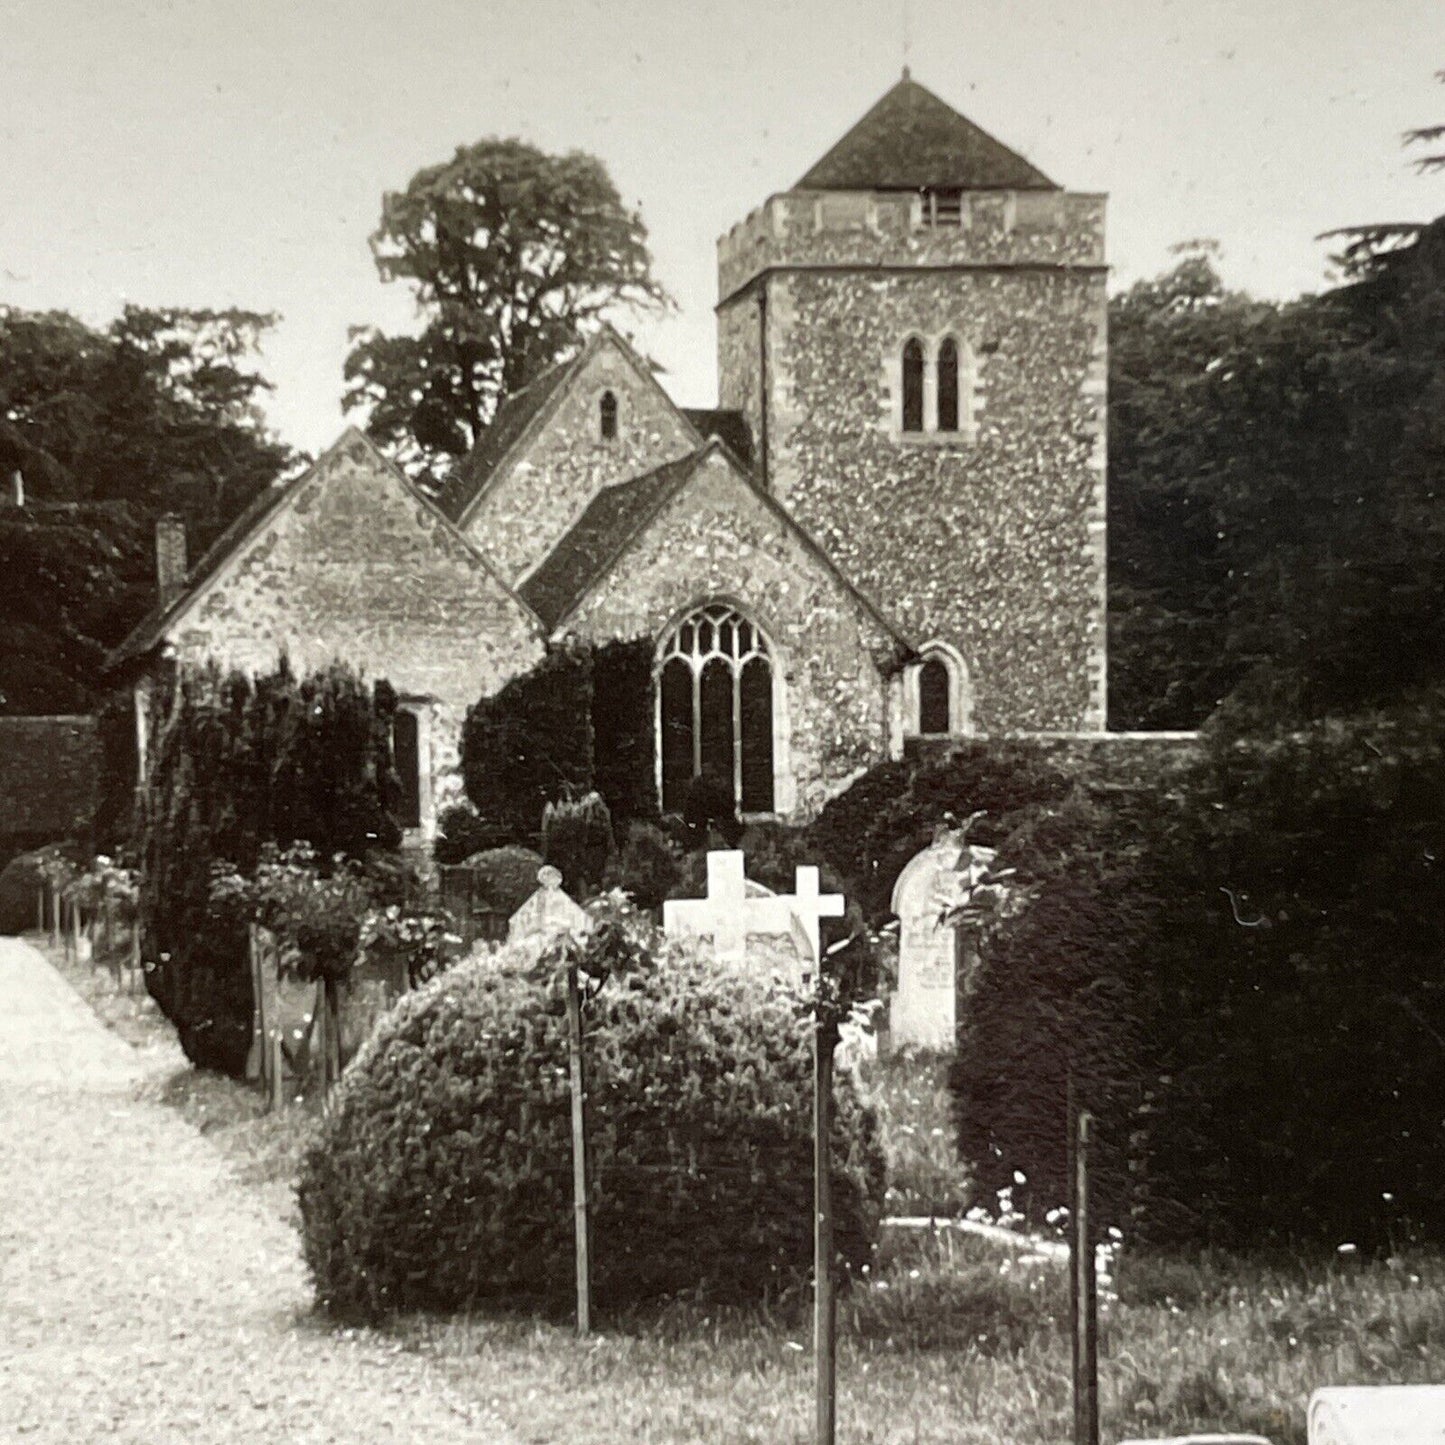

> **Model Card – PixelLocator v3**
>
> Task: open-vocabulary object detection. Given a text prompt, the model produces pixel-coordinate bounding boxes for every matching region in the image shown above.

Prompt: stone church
[112,74,1108,842]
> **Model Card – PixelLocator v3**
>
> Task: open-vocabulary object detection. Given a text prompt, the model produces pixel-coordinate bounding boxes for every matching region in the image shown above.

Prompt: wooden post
[37,883,45,937]
[814,1012,838,1445]
[49,880,60,946]
[1071,1105,1099,1445]
[565,961,591,1336]
[269,1030,285,1113]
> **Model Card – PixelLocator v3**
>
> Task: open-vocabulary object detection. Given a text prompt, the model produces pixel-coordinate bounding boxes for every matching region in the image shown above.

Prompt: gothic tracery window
[658,603,774,814]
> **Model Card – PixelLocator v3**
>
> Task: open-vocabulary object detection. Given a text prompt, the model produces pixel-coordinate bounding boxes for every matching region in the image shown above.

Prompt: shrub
[541,791,614,898]
[433,800,510,865]
[459,845,546,915]
[461,638,658,848]
[602,820,681,913]
[137,659,404,1074]
[0,844,79,934]
[297,907,887,1320]
[681,770,743,849]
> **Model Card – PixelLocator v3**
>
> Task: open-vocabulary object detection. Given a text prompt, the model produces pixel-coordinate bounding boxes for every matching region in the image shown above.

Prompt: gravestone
[889,837,995,1051]
[663,849,844,980]
[1310,1385,1445,1444]
[508,865,592,945]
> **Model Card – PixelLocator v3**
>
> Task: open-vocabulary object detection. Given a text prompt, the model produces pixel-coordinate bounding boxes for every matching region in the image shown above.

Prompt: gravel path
[0,935,519,1443]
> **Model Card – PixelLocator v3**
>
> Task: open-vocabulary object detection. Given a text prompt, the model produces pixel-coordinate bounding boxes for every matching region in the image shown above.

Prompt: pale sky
[2,0,1441,455]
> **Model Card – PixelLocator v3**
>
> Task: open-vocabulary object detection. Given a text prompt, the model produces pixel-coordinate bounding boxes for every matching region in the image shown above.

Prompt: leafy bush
[297,905,887,1320]
[603,821,681,913]
[433,800,510,865]
[0,844,79,934]
[681,771,743,849]
[461,638,657,848]
[459,845,545,915]
[137,659,404,1074]
[541,791,614,898]
[805,744,1074,920]
[358,905,459,990]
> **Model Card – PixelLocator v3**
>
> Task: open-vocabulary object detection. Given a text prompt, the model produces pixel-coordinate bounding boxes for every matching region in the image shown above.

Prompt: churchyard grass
[35,932,1445,1444]
[860,1050,973,1219]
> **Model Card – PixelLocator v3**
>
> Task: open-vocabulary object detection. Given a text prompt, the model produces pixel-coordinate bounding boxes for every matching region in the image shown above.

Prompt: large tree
[344,138,670,485]
[0,305,295,713]
[1108,228,1445,730]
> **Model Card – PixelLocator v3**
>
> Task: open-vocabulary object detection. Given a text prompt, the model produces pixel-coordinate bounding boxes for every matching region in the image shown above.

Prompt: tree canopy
[1108,224,1445,729]
[0,305,295,713]
[343,137,670,486]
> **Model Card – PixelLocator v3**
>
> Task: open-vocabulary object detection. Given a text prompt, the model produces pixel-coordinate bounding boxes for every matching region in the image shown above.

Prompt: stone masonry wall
[561,450,896,820]
[167,432,545,813]
[754,263,1107,733]
[464,338,699,584]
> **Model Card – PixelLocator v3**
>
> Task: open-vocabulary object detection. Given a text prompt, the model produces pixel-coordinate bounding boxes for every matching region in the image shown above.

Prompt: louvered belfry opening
[658,603,774,814]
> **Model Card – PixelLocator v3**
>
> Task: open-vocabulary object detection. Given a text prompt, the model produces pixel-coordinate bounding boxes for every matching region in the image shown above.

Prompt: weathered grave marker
[663,849,843,976]
[889,837,972,1050]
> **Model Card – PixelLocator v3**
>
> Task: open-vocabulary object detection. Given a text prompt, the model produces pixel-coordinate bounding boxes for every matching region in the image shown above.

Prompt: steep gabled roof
[436,351,583,521]
[518,453,699,630]
[521,440,916,659]
[797,74,1057,193]
[107,427,538,669]
[443,325,701,528]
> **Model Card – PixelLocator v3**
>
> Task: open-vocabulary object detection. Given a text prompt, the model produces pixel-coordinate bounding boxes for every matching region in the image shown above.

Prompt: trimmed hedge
[297,916,887,1319]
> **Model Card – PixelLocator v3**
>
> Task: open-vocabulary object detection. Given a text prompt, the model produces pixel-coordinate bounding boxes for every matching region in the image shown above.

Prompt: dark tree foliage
[804,743,1074,922]
[344,138,669,487]
[137,659,403,1075]
[0,305,295,713]
[1109,227,1445,729]
[942,700,1445,1250]
[460,638,655,848]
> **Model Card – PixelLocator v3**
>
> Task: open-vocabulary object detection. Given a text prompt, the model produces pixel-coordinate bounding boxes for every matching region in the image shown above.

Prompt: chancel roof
[796,74,1057,193]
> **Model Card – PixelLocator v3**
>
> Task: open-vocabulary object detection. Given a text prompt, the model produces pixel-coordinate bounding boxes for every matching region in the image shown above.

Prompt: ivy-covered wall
[560,449,900,820]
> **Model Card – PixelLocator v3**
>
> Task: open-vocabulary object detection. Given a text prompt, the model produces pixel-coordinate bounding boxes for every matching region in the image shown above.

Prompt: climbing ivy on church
[461,637,656,847]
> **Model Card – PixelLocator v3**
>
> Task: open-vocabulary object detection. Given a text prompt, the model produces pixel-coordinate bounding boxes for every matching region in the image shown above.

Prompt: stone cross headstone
[889,837,981,1051]
[663,849,844,977]
[508,865,592,945]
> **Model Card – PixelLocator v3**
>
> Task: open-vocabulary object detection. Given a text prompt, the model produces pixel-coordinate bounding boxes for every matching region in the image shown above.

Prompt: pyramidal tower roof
[796,72,1058,193]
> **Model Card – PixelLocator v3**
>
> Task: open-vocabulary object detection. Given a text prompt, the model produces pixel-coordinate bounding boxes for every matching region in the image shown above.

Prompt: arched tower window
[901,339,924,433]
[918,657,951,735]
[599,390,618,441]
[906,643,970,738]
[658,603,774,814]
[937,338,960,434]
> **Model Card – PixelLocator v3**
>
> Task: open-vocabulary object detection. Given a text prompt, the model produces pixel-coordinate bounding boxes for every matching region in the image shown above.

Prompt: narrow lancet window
[937,339,960,434]
[600,390,618,441]
[901,339,924,433]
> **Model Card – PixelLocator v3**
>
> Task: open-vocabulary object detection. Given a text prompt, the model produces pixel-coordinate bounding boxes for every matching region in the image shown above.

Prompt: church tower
[716,74,1108,735]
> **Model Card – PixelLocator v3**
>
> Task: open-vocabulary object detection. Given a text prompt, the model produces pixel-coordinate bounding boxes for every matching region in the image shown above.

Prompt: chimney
[7,470,21,508]
[155,513,188,604]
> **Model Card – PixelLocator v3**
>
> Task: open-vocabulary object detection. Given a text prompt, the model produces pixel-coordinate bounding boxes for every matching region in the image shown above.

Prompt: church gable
[457,328,701,584]
[156,428,544,708]
[555,443,910,818]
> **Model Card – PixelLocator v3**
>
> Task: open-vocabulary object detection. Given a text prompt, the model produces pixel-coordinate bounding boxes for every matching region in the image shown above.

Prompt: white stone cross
[663,850,845,972]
